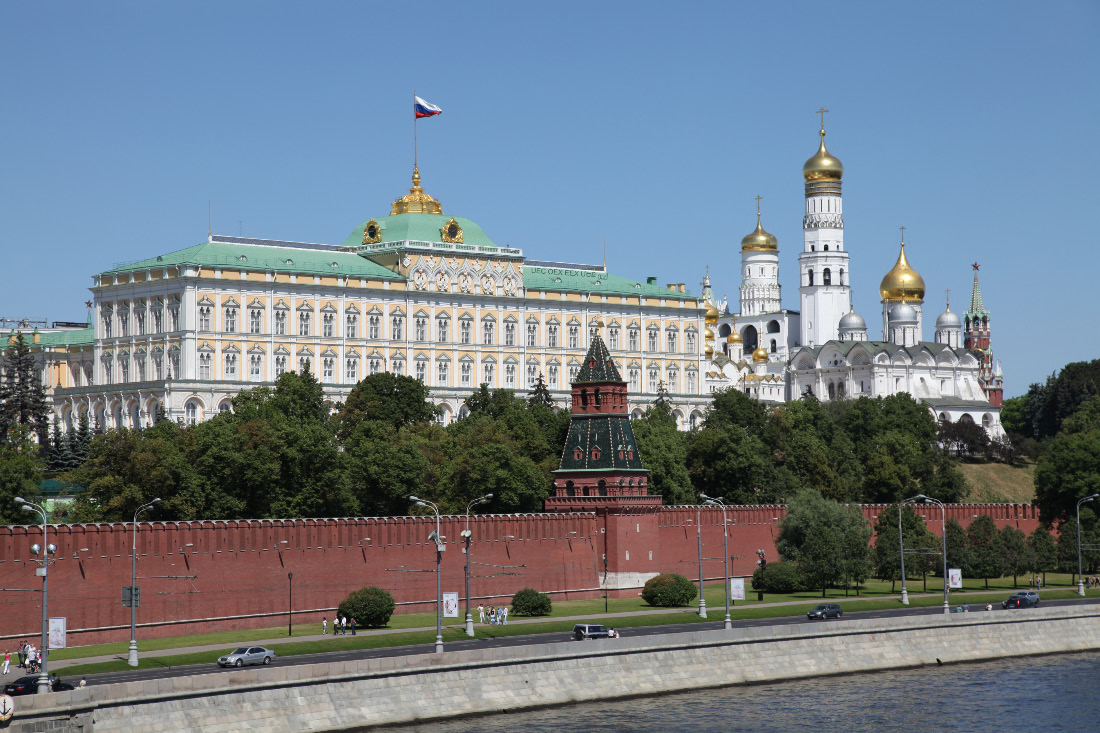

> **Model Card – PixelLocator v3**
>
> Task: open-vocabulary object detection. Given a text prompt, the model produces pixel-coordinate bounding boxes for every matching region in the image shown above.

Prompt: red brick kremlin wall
[0,504,1040,646]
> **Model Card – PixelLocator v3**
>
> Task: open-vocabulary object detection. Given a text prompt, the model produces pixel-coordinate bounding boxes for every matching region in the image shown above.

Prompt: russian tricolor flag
[414,96,442,119]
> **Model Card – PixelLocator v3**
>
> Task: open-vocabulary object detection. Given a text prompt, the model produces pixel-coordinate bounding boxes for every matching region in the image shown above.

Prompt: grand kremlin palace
[27,168,712,431]
[15,123,1003,436]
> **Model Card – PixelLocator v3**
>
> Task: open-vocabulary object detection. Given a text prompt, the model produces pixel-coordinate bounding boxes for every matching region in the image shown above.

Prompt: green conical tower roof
[573,330,623,384]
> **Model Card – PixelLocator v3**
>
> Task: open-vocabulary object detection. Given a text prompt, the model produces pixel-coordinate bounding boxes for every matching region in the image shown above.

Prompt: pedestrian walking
[17,642,25,669]
[322,617,328,635]
[3,651,9,675]
[501,606,508,625]
[78,677,87,688]
[341,616,347,635]
[350,618,356,636]
[478,604,485,624]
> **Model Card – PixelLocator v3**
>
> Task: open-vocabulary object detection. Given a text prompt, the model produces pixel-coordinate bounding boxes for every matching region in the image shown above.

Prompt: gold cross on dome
[945,288,950,306]
[899,225,906,243]
[755,195,763,217]
[817,107,829,128]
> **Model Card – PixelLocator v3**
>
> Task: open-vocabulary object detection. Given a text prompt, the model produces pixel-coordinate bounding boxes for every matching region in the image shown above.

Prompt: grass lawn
[54,572,1090,679]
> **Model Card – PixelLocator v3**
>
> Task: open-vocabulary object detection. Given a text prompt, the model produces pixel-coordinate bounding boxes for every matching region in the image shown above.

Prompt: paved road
[64,596,1100,689]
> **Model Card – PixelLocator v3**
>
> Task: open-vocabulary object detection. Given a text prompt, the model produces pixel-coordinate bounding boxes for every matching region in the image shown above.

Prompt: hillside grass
[958,459,1036,504]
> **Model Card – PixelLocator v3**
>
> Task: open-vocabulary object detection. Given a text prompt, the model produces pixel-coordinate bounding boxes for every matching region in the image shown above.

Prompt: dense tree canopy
[0,334,49,447]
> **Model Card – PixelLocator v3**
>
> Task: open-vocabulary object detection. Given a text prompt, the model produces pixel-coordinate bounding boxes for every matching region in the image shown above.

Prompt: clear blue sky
[2,1,1097,397]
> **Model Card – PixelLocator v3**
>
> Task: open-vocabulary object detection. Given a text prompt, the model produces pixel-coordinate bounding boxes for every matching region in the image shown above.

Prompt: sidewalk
[40,587,1037,673]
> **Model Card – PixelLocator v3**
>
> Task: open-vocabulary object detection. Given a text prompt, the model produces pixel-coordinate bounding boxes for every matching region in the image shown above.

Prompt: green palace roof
[102,238,400,280]
[36,328,94,347]
[342,213,500,251]
[522,265,697,299]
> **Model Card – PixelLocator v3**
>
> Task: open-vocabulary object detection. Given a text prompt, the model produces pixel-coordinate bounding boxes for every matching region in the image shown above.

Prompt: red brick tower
[964,263,1003,406]
[546,328,659,513]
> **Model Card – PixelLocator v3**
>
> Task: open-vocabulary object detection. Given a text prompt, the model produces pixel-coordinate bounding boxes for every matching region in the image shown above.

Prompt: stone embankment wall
[0,503,1040,645]
[9,603,1096,733]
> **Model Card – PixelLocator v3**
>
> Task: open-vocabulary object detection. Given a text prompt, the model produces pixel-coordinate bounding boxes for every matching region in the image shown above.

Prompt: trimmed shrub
[337,586,396,628]
[751,561,803,594]
[641,572,697,607]
[510,587,552,616]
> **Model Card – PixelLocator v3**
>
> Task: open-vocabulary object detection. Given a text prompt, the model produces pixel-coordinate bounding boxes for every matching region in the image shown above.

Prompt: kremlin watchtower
[964,263,1003,406]
[546,326,658,513]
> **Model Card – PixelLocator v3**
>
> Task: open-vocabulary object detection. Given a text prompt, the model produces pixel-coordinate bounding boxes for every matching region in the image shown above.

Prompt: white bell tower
[798,109,851,348]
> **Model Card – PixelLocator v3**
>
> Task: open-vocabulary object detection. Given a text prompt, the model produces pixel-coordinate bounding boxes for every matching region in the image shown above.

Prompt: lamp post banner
[948,569,963,589]
[443,593,459,618]
[48,618,66,649]
[729,578,745,601]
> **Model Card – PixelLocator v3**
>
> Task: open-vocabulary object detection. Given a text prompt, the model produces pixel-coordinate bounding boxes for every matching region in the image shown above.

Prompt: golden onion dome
[879,242,926,302]
[704,301,719,324]
[704,344,714,358]
[726,330,742,344]
[704,327,715,340]
[740,214,778,252]
[752,344,769,362]
[803,129,844,182]
[391,167,443,215]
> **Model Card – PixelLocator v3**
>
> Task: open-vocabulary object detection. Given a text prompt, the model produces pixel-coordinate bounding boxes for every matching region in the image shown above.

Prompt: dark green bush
[751,561,803,594]
[641,572,697,607]
[337,586,396,628]
[510,587,552,616]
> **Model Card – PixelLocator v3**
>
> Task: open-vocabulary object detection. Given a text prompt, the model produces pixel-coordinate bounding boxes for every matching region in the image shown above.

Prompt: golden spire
[803,109,844,182]
[879,235,926,302]
[391,166,443,215]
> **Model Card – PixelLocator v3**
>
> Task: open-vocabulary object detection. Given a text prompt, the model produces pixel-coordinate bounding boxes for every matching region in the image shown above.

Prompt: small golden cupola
[803,127,844,182]
[879,241,926,302]
[752,343,769,362]
[391,167,443,215]
[740,213,779,252]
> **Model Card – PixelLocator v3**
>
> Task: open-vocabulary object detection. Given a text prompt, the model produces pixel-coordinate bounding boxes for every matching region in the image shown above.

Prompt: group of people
[1028,577,1044,590]
[321,616,356,636]
[477,604,509,625]
[5,641,43,673]
[1083,576,1100,589]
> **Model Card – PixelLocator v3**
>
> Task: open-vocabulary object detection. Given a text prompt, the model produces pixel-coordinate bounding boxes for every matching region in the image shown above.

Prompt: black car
[572,624,610,640]
[807,603,843,620]
[1001,591,1039,609]
[3,675,74,696]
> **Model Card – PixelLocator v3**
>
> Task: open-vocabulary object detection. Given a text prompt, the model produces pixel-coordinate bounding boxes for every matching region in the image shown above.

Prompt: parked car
[572,624,610,640]
[807,603,843,620]
[217,646,277,667]
[1001,591,1039,609]
[3,675,73,695]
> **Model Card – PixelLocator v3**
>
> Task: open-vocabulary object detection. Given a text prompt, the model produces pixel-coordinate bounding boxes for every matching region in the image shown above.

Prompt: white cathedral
[702,121,1005,438]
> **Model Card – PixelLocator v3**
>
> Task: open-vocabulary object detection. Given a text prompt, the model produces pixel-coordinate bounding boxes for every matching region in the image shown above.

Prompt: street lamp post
[1076,494,1099,596]
[288,572,294,636]
[128,498,161,666]
[915,495,950,615]
[15,497,54,694]
[897,499,919,606]
[461,493,493,637]
[702,495,732,630]
[695,505,706,618]
[410,496,445,653]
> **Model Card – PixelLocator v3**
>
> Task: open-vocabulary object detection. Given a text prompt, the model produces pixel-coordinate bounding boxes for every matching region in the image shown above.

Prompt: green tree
[703,387,767,436]
[510,587,552,616]
[871,504,936,592]
[966,515,1005,589]
[343,422,433,517]
[641,573,697,607]
[527,372,555,408]
[0,426,44,524]
[1027,524,1058,584]
[631,404,693,505]
[0,333,49,447]
[776,488,871,596]
[999,395,1029,437]
[1033,430,1100,524]
[943,519,973,582]
[999,525,1034,589]
[337,586,395,628]
[336,372,438,436]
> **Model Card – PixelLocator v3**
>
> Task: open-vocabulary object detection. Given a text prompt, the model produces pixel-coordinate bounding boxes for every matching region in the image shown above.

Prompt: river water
[377,651,1100,732]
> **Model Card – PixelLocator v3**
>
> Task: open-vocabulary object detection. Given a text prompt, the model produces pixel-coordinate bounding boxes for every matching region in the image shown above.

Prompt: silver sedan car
[217,646,276,667]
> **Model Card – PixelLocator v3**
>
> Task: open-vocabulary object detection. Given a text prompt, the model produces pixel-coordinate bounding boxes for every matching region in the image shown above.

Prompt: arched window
[770,339,777,353]
[823,268,832,285]
[597,480,607,497]
[839,269,845,285]
[828,382,836,399]
[565,480,575,497]
[807,270,814,286]
[824,245,829,251]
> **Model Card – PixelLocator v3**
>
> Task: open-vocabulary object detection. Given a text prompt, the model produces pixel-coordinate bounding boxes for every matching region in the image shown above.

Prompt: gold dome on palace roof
[727,330,742,344]
[704,326,715,340]
[879,242,926,302]
[740,214,778,252]
[752,344,769,362]
[391,167,443,215]
[705,344,714,357]
[803,129,844,182]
